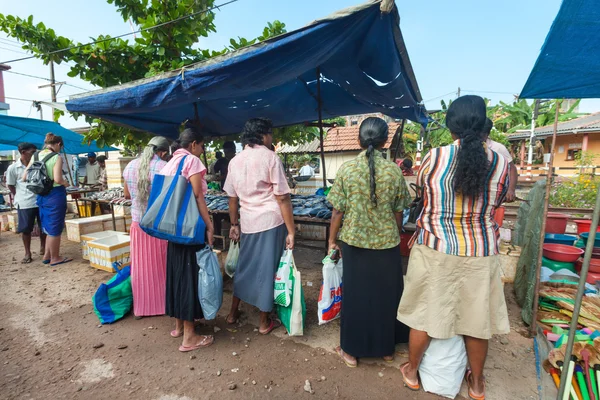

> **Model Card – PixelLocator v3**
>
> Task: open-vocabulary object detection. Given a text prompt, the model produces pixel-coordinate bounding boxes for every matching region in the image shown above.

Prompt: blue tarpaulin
[520,0,600,99]
[67,0,426,138]
[0,114,115,154]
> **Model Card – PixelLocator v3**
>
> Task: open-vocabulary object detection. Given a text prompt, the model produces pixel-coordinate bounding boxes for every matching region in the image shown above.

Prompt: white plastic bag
[225,241,239,278]
[317,254,343,325]
[288,266,304,336]
[196,246,224,320]
[419,336,468,399]
[274,250,293,307]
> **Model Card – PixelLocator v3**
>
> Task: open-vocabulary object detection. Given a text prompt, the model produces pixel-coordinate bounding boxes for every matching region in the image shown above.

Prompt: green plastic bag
[93,262,132,324]
[276,255,306,336]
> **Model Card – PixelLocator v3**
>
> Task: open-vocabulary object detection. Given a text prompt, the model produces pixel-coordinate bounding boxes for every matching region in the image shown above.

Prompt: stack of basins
[543,213,600,284]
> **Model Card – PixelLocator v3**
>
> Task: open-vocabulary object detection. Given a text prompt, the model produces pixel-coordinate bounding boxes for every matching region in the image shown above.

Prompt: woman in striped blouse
[397,95,510,400]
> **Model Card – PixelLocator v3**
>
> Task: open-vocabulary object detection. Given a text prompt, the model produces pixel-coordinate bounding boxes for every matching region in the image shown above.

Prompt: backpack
[25,152,58,195]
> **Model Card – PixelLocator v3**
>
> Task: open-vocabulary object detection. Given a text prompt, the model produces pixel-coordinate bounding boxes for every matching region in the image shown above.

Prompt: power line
[0,46,27,55]
[423,91,456,103]
[5,69,92,92]
[1,0,241,64]
[0,38,25,49]
[461,89,518,96]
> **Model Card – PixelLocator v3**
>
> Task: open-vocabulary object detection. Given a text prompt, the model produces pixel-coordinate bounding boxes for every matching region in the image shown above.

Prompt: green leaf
[156,46,165,56]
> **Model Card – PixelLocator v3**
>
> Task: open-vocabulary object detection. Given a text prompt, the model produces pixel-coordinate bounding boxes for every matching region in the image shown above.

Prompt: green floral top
[327,150,411,250]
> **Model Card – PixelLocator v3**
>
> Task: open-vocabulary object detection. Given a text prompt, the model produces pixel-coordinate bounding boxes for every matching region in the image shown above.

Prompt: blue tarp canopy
[0,114,115,154]
[520,0,600,99]
[67,0,426,138]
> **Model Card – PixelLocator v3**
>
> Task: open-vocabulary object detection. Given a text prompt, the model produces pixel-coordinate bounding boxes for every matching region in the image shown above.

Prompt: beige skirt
[397,244,510,340]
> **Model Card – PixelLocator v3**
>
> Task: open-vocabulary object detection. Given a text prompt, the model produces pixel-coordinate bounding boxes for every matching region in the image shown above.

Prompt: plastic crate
[88,235,131,273]
[80,231,129,260]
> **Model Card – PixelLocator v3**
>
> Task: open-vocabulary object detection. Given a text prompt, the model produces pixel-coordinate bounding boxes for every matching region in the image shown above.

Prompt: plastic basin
[580,232,600,248]
[575,260,600,284]
[544,234,578,246]
[574,219,600,235]
[542,244,585,263]
[541,257,575,273]
[545,212,569,234]
[575,258,600,274]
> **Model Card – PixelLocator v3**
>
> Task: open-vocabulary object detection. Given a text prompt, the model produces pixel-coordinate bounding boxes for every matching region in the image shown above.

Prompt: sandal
[465,369,485,400]
[178,335,214,352]
[50,257,73,266]
[259,319,281,335]
[335,346,357,368]
[400,362,420,391]
[21,256,33,264]
[42,259,50,265]
[170,330,183,338]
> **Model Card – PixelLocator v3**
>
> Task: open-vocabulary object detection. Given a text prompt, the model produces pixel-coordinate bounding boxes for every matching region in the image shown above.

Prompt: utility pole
[526,99,542,180]
[457,87,461,98]
[38,61,64,120]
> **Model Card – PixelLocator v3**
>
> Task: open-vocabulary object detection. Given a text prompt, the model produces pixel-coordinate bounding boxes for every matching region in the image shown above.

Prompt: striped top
[409,141,510,257]
[123,155,168,223]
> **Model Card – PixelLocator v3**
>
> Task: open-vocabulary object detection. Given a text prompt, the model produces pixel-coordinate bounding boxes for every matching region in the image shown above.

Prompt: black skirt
[340,243,409,358]
[165,242,203,322]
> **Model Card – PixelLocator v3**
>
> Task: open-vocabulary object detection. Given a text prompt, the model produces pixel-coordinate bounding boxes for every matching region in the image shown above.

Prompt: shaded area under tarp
[520,0,600,99]
[0,114,114,154]
[66,0,427,139]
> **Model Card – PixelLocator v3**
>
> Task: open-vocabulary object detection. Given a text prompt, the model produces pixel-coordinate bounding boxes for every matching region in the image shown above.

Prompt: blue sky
[1,0,598,128]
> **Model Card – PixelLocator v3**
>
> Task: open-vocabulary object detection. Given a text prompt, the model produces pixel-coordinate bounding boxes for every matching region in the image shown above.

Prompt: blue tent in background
[520,0,600,99]
[0,114,115,154]
[67,0,427,138]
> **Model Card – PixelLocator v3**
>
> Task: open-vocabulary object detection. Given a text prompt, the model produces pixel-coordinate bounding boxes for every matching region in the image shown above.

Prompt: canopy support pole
[558,156,600,397]
[530,101,560,338]
[193,102,209,167]
[316,67,327,189]
[393,119,406,162]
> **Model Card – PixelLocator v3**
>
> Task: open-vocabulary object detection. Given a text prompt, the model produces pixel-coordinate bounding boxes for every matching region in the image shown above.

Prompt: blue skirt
[37,186,67,237]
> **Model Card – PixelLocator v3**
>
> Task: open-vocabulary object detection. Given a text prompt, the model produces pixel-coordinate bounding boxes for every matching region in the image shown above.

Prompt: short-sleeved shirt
[35,150,63,187]
[123,155,167,223]
[6,159,38,209]
[327,150,411,250]
[213,157,231,187]
[86,162,102,184]
[409,140,510,257]
[160,148,208,194]
[486,139,513,163]
[224,145,290,234]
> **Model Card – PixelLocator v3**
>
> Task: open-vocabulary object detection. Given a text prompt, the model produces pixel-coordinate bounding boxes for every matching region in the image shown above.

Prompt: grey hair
[137,136,170,206]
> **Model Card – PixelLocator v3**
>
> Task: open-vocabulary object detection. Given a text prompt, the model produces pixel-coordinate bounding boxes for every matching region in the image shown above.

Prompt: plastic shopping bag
[93,262,132,324]
[419,336,468,399]
[225,241,239,278]
[274,250,293,307]
[196,246,224,320]
[317,253,343,325]
[277,257,306,336]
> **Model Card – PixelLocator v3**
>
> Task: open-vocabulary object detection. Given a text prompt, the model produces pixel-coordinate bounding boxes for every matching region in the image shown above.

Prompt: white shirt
[299,165,315,177]
[486,139,513,163]
[86,162,101,184]
[6,159,38,209]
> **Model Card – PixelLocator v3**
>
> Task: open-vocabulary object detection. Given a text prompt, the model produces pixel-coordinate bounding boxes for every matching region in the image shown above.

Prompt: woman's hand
[286,233,295,250]
[328,242,341,260]
[205,223,214,246]
[229,225,240,241]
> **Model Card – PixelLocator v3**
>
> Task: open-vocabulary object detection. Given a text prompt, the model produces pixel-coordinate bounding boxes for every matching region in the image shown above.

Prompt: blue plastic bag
[196,246,223,320]
[92,262,132,324]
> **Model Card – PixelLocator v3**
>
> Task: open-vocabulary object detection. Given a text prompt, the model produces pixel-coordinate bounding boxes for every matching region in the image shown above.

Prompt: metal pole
[530,100,560,337]
[393,119,406,162]
[316,67,327,189]
[557,176,600,398]
[527,100,541,179]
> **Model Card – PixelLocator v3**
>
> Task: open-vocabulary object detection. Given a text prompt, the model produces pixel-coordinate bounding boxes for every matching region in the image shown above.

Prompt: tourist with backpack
[23,133,72,266]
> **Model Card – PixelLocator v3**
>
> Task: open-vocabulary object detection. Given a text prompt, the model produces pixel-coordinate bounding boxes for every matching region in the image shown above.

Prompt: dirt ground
[0,231,538,400]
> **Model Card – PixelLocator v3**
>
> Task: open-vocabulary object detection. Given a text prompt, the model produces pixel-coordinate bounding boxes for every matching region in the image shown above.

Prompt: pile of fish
[204,194,333,219]
[86,188,125,201]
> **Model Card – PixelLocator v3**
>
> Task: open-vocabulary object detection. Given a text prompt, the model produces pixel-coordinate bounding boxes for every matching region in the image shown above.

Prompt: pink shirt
[486,139,513,163]
[224,145,290,234]
[160,148,208,194]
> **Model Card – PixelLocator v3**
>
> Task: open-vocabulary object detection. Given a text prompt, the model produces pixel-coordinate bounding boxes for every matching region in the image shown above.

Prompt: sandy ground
[0,231,538,399]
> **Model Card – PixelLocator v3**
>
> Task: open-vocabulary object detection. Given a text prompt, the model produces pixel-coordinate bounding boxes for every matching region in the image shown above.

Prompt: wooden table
[76,197,127,232]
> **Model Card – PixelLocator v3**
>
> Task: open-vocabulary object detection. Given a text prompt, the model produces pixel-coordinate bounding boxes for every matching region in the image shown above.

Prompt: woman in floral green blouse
[327,117,411,368]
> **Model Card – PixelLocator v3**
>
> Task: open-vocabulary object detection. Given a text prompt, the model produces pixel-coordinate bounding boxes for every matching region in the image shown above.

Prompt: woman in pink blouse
[161,128,215,352]
[224,118,295,334]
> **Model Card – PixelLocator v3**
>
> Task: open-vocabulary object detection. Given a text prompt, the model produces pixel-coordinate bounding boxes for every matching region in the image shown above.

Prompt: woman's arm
[123,181,131,200]
[275,194,295,249]
[53,157,68,186]
[328,208,344,257]
[189,174,214,246]
[228,196,240,241]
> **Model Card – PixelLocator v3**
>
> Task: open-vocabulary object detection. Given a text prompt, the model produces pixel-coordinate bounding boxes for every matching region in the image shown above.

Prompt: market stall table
[75,197,129,232]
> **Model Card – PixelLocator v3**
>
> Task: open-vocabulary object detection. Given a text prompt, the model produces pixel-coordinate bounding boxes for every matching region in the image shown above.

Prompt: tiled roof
[508,112,600,140]
[320,123,400,152]
[277,139,321,154]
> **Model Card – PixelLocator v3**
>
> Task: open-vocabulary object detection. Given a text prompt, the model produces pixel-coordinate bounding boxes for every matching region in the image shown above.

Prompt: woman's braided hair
[358,117,389,206]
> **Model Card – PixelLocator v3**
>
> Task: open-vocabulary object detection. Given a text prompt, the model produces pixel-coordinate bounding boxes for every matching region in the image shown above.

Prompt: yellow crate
[88,235,131,273]
[78,203,101,217]
[80,231,129,260]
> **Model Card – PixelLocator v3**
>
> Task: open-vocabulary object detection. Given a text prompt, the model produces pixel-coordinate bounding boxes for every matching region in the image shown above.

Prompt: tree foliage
[0,0,287,151]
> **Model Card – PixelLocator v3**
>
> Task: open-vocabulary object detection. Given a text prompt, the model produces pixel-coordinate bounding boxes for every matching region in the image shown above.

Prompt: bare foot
[226,310,240,324]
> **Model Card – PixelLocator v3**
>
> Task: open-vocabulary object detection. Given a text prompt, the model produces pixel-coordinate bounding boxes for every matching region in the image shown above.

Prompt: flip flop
[465,369,485,400]
[42,259,50,264]
[178,335,214,352]
[259,319,281,335]
[50,257,73,266]
[170,330,183,338]
[21,256,33,264]
[335,346,358,368]
[400,362,420,391]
